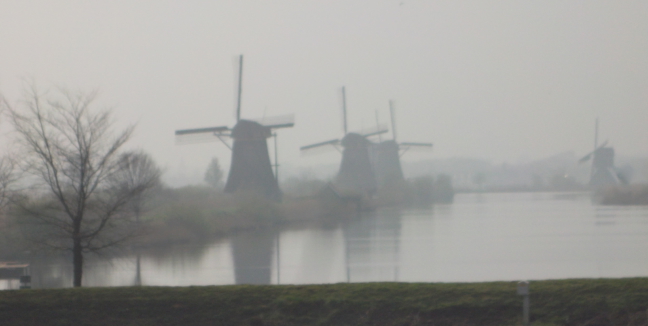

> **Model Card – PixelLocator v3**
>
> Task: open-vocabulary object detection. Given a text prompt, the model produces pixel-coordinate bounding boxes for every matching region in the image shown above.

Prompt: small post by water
[275,232,280,285]
[517,281,530,325]
[273,133,279,181]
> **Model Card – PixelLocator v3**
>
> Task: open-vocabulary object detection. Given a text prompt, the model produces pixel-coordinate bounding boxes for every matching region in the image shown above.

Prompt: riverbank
[1,278,648,325]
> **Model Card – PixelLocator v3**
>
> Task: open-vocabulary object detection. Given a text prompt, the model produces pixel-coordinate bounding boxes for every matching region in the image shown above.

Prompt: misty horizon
[1,1,647,187]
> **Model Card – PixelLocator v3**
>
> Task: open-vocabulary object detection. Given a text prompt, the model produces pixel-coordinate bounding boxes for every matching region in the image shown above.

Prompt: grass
[2,278,648,325]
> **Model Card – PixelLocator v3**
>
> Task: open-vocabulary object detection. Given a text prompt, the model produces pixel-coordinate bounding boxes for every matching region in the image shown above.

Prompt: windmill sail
[389,100,397,141]
[400,142,433,147]
[299,86,380,198]
[233,55,243,121]
[250,114,295,129]
[579,141,608,163]
[175,126,230,136]
[399,142,433,154]
[175,55,292,202]
[174,126,230,145]
[357,124,389,138]
[300,139,340,151]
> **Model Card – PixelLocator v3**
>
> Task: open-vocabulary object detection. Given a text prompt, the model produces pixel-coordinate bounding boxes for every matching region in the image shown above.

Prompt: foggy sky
[1,1,647,186]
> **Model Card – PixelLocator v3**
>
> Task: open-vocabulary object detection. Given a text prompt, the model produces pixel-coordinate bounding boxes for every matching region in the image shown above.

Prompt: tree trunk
[72,222,83,287]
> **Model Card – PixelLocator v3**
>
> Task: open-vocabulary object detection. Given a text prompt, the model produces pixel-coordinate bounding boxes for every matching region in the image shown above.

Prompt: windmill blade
[175,126,230,136]
[175,126,231,146]
[250,114,295,129]
[399,142,433,157]
[175,132,228,145]
[389,100,397,141]
[233,54,243,122]
[300,138,340,151]
[578,152,593,164]
[399,142,433,153]
[616,171,629,185]
[578,140,609,163]
[614,165,633,185]
[340,86,348,134]
[357,123,389,138]
[400,142,433,148]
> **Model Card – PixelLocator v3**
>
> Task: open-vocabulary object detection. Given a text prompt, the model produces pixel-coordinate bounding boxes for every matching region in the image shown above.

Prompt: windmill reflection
[134,254,142,286]
[231,230,276,285]
[343,209,402,283]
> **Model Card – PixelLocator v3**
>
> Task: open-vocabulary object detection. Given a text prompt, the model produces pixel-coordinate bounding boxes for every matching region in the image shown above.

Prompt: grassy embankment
[2,278,648,325]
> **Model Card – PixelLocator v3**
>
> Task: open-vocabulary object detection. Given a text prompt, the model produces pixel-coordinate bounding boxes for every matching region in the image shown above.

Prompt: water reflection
[344,209,402,282]
[28,255,72,289]
[4,192,648,289]
[231,230,276,285]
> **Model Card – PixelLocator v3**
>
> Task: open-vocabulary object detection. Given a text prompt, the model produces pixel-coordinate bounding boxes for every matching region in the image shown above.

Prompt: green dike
[1,279,648,326]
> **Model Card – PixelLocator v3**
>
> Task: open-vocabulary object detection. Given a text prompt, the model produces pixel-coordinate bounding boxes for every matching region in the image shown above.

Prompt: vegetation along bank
[2,278,648,325]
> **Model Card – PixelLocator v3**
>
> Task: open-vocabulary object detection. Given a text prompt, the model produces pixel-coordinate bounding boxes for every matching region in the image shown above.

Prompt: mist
[1,1,647,188]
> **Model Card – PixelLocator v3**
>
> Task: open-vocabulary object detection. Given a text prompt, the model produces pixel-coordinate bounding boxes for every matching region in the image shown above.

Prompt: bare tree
[112,150,162,222]
[5,86,155,287]
[0,96,19,210]
[0,157,18,210]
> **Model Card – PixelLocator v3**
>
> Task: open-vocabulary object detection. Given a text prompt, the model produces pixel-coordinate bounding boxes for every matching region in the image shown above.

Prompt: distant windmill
[578,119,626,187]
[175,55,294,201]
[300,87,388,197]
[373,101,433,188]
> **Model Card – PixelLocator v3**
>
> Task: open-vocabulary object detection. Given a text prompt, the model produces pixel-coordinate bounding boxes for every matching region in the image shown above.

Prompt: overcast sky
[1,1,647,185]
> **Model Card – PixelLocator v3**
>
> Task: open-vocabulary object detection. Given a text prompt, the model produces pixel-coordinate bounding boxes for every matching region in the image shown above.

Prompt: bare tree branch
[5,86,158,287]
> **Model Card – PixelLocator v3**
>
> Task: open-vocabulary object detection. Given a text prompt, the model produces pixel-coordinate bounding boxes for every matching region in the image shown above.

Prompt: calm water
[4,192,648,289]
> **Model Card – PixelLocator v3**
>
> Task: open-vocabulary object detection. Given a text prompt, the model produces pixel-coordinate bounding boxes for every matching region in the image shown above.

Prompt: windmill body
[300,87,386,198]
[372,102,432,190]
[224,120,281,201]
[579,120,625,188]
[373,140,404,188]
[335,133,377,196]
[588,147,621,187]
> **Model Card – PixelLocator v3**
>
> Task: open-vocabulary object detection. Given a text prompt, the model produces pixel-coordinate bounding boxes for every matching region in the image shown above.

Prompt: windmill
[578,119,626,187]
[372,100,433,189]
[300,87,388,198]
[175,55,294,201]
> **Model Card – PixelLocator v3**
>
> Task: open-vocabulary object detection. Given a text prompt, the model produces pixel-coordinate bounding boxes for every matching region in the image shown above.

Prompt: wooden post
[517,281,530,325]
[273,133,279,181]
